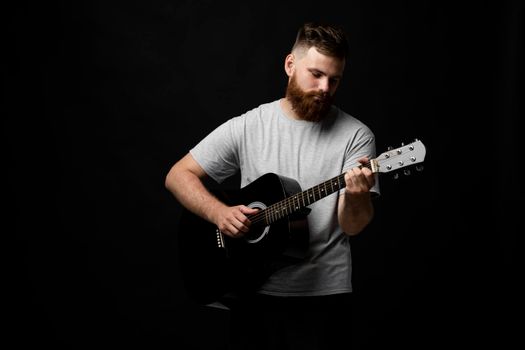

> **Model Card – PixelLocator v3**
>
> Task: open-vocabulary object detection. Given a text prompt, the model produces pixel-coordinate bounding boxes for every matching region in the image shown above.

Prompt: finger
[240,205,259,215]
[358,157,369,165]
[364,171,375,188]
[234,208,251,224]
[235,220,250,233]
[357,173,374,190]
[231,212,251,232]
[352,173,368,190]
[347,169,371,191]
[226,223,243,237]
[344,171,353,186]
[356,166,374,188]
[238,206,260,225]
[361,165,372,176]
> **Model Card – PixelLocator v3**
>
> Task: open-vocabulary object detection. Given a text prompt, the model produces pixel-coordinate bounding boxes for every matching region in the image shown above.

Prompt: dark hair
[292,22,349,59]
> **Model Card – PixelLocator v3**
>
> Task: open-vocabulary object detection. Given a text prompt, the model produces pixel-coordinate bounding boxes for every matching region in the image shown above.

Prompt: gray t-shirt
[190,99,380,296]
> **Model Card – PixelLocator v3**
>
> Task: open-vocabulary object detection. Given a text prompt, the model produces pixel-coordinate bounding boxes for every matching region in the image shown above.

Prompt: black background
[8,1,523,349]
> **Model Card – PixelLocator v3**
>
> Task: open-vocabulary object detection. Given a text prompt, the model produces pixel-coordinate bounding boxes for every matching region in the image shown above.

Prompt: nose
[318,77,330,93]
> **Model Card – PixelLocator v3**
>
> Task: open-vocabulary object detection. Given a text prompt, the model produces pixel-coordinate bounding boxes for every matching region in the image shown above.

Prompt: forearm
[165,166,225,225]
[338,192,374,236]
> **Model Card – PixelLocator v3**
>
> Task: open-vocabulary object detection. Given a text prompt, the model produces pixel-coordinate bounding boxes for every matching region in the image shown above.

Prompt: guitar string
[248,163,369,224]
[248,180,341,225]
[250,181,344,224]
[244,144,423,225]
[247,162,371,225]
[248,173,346,225]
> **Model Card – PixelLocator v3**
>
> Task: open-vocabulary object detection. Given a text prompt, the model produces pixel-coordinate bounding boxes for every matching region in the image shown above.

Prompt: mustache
[306,90,330,100]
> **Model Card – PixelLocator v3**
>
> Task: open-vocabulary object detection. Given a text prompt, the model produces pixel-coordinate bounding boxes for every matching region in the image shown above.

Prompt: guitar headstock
[373,139,426,176]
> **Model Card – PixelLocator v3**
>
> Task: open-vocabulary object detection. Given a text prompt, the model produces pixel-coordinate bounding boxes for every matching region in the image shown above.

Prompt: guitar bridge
[215,229,225,248]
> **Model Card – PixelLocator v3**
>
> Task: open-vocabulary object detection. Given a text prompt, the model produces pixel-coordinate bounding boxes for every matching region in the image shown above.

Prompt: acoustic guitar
[178,139,426,304]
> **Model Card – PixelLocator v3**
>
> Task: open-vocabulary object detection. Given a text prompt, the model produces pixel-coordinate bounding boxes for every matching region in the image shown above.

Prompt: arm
[164,153,258,237]
[337,157,375,236]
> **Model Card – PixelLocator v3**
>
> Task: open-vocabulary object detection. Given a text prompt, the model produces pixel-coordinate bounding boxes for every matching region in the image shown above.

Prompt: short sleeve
[189,118,241,184]
[339,127,381,197]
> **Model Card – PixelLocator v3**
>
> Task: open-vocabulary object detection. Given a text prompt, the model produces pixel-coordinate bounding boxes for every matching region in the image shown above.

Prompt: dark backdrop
[8,1,523,349]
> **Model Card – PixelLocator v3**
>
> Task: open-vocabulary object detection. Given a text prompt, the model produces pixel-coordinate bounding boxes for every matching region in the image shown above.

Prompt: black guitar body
[178,173,310,305]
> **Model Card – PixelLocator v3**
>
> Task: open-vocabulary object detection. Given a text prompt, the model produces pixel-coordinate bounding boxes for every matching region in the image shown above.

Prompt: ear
[284,54,295,77]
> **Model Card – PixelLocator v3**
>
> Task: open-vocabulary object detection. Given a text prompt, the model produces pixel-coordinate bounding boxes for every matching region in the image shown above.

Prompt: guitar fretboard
[259,173,347,225]
[243,140,427,227]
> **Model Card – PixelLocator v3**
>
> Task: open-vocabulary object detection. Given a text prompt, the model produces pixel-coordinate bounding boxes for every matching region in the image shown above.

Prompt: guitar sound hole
[244,225,268,242]
[244,201,269,244]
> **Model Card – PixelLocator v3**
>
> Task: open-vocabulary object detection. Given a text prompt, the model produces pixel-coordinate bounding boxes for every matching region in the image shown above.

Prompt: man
[166,22,379,349]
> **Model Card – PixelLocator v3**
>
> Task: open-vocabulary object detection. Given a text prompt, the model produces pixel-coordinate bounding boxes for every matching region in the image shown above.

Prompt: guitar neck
[275,174,345,221]
[253,139,426,226]
[261,170,362,226]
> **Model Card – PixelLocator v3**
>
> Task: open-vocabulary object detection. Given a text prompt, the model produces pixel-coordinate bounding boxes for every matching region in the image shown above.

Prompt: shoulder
[241,100,280,118]
[329,105,375,139]
[230,100,280,125]
[332,105,370,128]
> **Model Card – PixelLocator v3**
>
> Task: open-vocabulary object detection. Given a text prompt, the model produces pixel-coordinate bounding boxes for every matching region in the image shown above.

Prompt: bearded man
[165,22,380,349]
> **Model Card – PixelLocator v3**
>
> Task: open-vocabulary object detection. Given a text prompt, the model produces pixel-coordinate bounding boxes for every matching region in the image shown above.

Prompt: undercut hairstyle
[292,22,349,60]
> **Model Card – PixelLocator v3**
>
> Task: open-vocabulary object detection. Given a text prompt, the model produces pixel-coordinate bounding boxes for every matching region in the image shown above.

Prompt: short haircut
[292,22,349,60]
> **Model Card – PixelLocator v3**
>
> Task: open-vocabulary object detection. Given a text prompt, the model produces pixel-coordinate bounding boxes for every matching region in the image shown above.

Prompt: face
[285,47,345,122]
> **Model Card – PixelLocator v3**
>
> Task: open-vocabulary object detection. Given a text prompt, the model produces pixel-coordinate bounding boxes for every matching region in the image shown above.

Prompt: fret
[264,173,352,225]
[272,205,278,222]
[337,176,343,191]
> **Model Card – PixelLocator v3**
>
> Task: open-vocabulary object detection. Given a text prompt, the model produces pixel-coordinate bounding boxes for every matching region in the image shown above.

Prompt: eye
[311,71,322,78]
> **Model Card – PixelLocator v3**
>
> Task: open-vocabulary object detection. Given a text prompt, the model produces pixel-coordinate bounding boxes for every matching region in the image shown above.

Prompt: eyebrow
[308,68,342,80]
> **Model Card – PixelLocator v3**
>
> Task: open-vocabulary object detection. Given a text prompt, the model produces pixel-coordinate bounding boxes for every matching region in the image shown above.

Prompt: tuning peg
[387,146,393,151]
[416,165,424,172]
[393,172,400,180]
[403,169,411,176]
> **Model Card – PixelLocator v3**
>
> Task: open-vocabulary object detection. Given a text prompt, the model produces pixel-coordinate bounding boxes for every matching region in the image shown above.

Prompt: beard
[285,75,334,122]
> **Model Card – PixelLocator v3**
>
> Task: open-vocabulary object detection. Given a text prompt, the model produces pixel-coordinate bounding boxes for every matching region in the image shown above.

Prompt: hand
[213,205,259,238]
[344,157,375,196]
